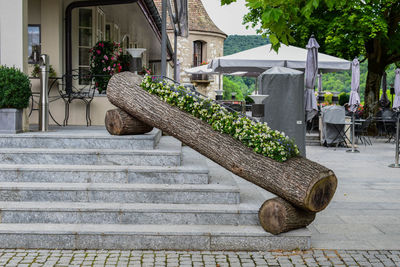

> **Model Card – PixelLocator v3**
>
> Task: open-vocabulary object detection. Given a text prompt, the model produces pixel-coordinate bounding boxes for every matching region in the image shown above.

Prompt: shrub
[339,92,350,106]
[0,65,31,109]
[30,64,57,78]
[324,92,333,104]
[245,95,254,104]
[141,75,299,162]
[89,41,122,93]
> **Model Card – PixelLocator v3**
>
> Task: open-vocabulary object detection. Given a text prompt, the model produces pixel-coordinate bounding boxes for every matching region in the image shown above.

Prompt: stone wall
[169,30,225,99]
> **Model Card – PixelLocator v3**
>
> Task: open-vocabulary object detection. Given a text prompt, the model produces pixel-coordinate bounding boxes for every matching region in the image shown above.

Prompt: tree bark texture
[107,72,337,212]
[258,197,316,235]
[105,108,153,135]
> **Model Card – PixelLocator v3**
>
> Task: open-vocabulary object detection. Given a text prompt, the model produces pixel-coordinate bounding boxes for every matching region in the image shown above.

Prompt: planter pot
[0,108,23,133]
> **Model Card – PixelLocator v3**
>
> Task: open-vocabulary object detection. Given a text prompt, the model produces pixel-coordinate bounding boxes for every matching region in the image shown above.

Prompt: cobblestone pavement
[0,249,399,266]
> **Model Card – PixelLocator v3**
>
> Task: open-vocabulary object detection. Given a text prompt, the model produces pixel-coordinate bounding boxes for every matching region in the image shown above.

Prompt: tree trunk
[364,39,387,118]
[107,72,337,212]
[259,197,316,235]
[105,108,153,135]
[364,62,384,118]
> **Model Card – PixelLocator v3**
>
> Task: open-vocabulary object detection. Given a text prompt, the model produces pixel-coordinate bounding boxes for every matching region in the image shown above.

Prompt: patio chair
[376,109,396,141]
[355,116,372,146]
[58,70,96,126]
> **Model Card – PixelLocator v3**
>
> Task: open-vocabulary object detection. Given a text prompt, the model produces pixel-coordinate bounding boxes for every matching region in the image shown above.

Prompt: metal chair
[355,116,372,145]
[59,70,96,126]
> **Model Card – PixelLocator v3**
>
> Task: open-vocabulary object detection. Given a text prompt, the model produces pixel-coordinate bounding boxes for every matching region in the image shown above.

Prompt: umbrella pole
[219,73,221,90]
[389,112,400,168]
[346,112,360,153]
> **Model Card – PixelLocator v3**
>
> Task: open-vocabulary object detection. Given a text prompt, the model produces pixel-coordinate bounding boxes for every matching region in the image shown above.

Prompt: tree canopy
[221,0,400,115]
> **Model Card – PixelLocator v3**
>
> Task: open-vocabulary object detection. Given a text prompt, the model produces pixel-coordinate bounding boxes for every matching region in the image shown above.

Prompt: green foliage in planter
[89,41,122,93]
[141,75,299,162]
[0,65,31,109]
[30,64,57,78]
[338,92,350,106]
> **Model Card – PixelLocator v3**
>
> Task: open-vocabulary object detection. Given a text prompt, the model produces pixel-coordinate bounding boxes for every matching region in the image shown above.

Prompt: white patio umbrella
[380,72,390,107]
[304,36,319,121]
[209,43,351,75]
[394,68,400,110]
[184,64,217,75]
[348,58,361,112]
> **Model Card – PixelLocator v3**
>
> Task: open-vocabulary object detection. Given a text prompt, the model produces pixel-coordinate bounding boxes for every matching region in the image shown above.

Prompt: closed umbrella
[175,60,181,83]
[394,68,400,110]
[304,35,319,121]
[380,72,390,107]
[348,58,361,112]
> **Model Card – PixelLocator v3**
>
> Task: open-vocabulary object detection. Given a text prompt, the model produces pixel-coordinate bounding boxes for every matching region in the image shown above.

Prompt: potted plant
[89,41,122,93]
[0,66,32,133]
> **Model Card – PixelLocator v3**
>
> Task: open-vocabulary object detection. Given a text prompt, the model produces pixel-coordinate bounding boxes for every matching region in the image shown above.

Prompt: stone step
[0,128,161,150]
[0,182,239,204]
[0,148,181,166]
[0,223,311,250]
[0,202,258,225]
[0,164,209,184]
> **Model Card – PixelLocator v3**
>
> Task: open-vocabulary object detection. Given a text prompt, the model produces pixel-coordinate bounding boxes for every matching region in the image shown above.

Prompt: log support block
[259,197,316,235]
[105,108,153,135]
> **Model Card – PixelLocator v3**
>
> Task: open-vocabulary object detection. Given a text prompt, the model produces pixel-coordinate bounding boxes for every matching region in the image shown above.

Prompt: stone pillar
[0,0,28,73]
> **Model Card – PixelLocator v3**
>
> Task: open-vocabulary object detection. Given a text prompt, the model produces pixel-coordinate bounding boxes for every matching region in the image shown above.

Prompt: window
[96,8,105,41]
[78,8,93,84]
[105,24,111,41]
[193,41,203,67]
[28,25,41,64]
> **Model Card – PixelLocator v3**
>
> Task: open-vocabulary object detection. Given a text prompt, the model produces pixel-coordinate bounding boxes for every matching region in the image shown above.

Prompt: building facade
[0,0,174,126]
[155,0,227,98]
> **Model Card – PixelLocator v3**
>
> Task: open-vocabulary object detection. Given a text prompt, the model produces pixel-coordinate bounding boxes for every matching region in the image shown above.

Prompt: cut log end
[105,108,153,135]
[258,197,316,235]
[305,171,337,212]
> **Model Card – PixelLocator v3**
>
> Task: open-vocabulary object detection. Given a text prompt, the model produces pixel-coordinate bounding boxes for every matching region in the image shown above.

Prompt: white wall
[0,0,28,72]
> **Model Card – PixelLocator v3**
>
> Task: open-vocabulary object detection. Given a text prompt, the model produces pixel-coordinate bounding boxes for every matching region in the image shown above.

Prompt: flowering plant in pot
[89,41,122,93]
[0,65,31,133]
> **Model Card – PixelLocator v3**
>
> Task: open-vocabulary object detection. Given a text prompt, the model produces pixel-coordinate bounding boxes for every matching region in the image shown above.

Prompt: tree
[221,0,400,116]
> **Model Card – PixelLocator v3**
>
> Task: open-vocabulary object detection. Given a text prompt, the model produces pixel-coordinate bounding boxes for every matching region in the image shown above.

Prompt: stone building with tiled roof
[154,0,227,97]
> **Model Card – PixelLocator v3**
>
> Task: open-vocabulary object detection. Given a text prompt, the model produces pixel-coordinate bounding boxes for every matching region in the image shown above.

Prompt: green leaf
[269,34,279,46]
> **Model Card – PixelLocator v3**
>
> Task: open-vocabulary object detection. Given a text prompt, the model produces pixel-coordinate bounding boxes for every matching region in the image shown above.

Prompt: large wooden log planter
[105,108,153,135]
[259,197,316,234]
[107,72,337,212]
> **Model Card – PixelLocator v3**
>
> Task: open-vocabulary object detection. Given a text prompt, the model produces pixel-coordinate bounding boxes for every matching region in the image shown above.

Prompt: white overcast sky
[200,0,257,35]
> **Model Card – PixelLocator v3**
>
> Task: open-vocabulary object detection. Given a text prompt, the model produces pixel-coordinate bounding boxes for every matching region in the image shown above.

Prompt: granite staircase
[0,127,310,250]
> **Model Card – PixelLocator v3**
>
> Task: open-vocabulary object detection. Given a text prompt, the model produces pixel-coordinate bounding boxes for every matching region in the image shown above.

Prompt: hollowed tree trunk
[107,72,337,212]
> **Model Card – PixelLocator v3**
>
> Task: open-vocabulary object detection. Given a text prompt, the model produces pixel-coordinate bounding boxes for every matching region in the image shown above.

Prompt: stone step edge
[0,223,310,238]
[0,182,239,193]
[0,201,257,213]
[0,164,208,174]
[0,224,311,250]
[0,131,160,141]
[0,148,181,156]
